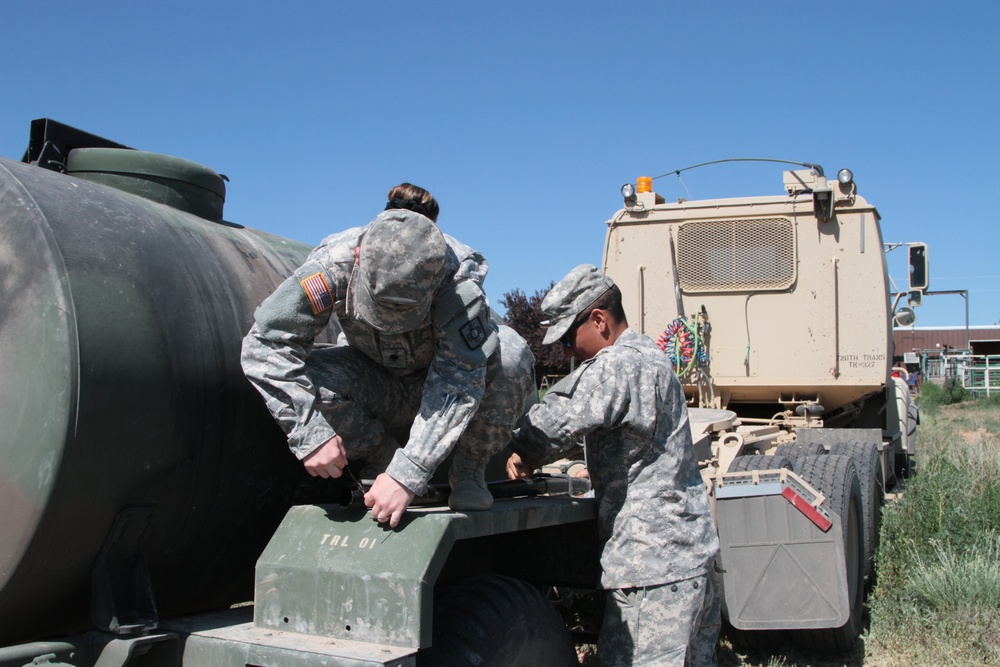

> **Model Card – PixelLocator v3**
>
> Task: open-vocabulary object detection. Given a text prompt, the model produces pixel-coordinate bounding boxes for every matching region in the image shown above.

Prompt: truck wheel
[725,621,787,652]
[828,440,883,580]
[773,441,826,458]
[417,574,578,667]
[789,455,865,653]
[728,454,793,472]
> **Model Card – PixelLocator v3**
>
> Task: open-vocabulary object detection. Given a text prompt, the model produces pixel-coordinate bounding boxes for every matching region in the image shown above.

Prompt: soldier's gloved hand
[364,473,416,528]
[303,435,348,479]
[505,452,534,480]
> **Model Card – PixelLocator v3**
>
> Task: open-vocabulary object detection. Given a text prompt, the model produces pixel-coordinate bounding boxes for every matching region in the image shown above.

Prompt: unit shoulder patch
[460,315,488,350]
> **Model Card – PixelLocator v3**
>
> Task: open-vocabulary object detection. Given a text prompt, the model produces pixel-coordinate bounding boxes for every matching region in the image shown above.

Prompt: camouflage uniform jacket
[511,328,719,589]
[241,210,497,493]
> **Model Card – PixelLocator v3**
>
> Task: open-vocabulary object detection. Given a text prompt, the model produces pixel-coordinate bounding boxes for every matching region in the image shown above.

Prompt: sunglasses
[560,309,594,348]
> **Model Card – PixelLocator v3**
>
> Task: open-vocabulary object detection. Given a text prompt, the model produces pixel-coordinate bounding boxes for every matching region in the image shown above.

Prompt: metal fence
[960,355,1000,398]
[915,352,1000,397]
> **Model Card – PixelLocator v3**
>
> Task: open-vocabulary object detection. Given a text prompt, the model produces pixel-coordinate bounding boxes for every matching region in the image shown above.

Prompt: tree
[500,284,570,386]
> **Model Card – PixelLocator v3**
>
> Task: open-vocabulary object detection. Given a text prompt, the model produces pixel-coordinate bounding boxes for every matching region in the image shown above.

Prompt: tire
[728,454,793,472]
[774,441,826,458]
[828,440,883,580]
[788,455,865,653]
[724,620,787,653]
[417,575,578,667]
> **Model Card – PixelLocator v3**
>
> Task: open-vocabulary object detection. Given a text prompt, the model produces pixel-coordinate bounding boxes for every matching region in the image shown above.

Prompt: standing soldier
[507,264,721,666]
[243,184,535,528]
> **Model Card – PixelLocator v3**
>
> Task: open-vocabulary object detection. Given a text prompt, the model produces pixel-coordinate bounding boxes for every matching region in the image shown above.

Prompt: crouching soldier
[242,184,535,528]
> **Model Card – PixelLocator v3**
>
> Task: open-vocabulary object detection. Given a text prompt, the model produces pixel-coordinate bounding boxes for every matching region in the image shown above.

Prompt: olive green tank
[0,120,341,644]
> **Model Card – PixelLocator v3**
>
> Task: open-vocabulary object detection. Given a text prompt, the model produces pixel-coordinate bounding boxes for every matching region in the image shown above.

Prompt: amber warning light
[621,176,654,201]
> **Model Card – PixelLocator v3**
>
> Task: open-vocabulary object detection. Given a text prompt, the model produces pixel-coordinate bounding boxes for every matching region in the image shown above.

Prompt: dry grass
[718,634,864,667]
[863,400,1000,666]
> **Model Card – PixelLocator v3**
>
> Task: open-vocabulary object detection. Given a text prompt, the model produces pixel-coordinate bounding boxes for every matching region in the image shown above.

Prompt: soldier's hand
[364,473,416,528]
[506,452,533,480]
[303,435,348,479]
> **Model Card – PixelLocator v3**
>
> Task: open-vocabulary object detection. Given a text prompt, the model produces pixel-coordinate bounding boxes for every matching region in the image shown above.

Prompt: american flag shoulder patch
[300,271,333,314]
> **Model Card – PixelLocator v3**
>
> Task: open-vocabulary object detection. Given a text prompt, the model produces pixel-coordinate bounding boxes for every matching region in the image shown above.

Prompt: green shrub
[946,376,968,403]
[917,377,967,408]
[916,381,946,408]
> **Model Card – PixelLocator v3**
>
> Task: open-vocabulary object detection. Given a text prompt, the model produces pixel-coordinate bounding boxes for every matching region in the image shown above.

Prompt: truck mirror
[908,243,929,291]
[894,306,916,327]
[907,290,923,307]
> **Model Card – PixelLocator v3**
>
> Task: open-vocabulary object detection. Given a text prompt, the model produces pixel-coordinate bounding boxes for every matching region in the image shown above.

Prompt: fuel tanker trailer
[0,120,597,667]
[0,119,344,646]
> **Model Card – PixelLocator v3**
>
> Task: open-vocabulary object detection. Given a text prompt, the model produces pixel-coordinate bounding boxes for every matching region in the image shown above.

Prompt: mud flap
[715,474,850,630]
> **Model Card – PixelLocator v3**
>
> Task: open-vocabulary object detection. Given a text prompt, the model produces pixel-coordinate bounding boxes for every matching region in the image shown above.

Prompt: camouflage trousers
[598,568,721,667]
[304,324,534,481]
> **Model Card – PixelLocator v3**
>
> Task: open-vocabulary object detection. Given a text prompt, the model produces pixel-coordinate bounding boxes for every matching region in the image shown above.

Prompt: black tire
[728,454,793,472]
[788,455,865,653]
[828,440,883,580]
[417,575,578,667]
[774,441,826,458]
[724,620,787,653]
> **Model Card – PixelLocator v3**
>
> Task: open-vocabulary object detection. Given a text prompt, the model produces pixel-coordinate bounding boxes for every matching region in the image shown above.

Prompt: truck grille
[676,217,796,292]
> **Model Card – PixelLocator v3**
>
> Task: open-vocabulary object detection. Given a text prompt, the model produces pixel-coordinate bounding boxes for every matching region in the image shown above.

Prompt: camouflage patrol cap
[354,211,448,334]
[541,264,616,345]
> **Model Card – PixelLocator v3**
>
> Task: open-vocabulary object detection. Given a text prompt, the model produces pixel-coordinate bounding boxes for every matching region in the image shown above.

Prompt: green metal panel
[166,609,417,667]
[255,498,596,650]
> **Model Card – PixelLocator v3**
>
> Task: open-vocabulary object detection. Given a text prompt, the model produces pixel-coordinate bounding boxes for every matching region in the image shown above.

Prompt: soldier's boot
[448,446,493,511]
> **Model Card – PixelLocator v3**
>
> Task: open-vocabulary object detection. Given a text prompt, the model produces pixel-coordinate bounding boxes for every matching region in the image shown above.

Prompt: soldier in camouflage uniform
[506,264,721,667]
[242,184,535,528]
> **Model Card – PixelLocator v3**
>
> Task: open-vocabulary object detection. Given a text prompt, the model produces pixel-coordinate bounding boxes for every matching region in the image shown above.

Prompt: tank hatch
[67,147,226,222]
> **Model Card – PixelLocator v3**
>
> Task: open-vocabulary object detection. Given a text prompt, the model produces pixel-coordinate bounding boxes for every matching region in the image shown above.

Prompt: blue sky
[2,2,997,327]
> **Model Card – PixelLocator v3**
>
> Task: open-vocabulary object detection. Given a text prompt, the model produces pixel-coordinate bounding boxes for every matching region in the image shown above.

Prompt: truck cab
[603,165,920,650]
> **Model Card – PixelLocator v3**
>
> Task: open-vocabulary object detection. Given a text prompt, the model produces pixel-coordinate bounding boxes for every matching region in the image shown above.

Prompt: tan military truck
[603,163,922,651]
